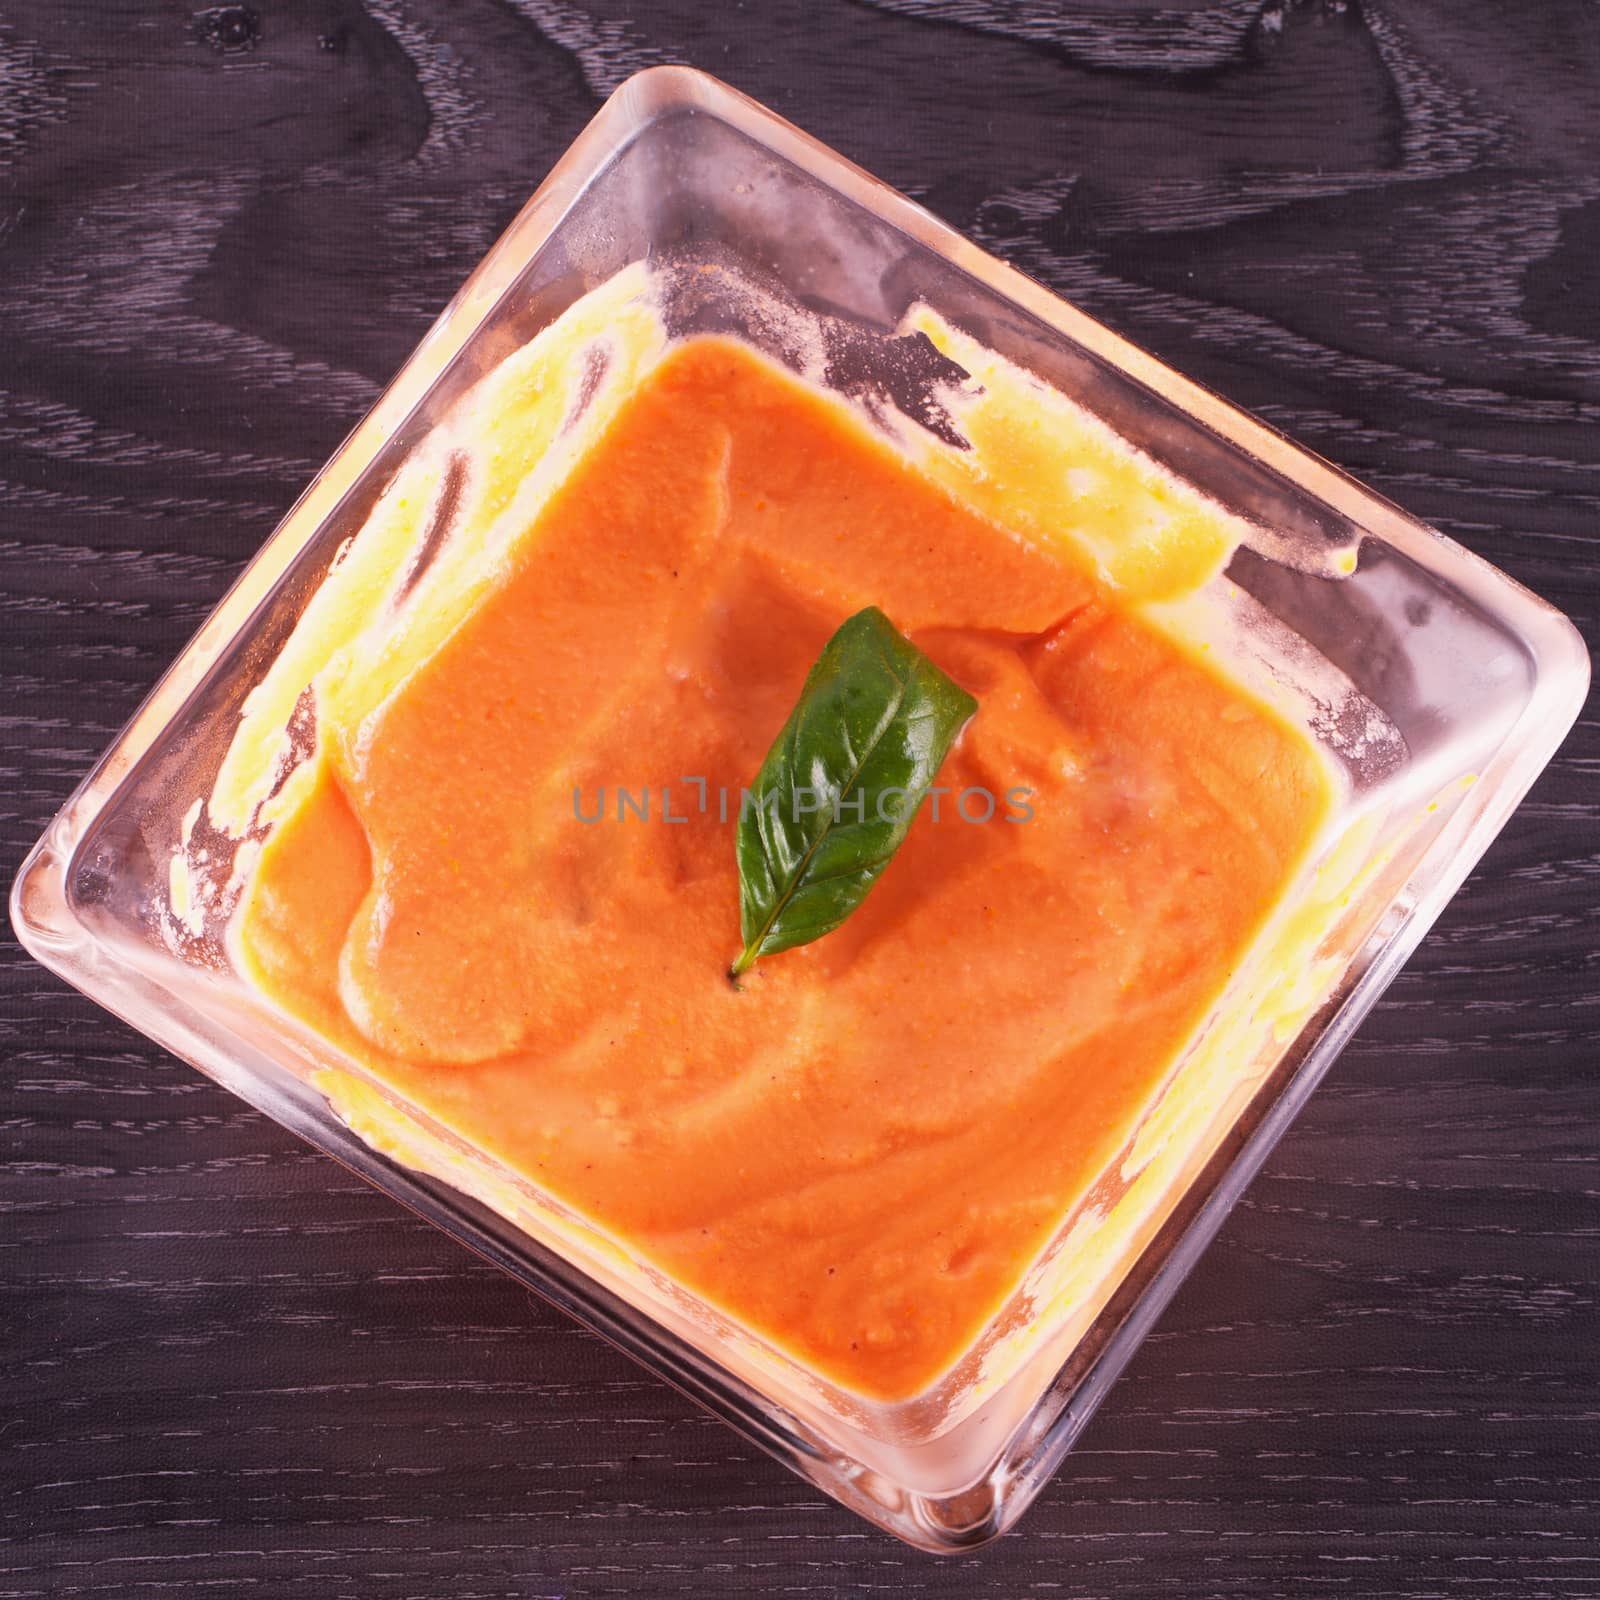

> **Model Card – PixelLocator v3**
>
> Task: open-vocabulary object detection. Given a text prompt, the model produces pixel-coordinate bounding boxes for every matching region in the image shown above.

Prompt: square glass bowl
[11,68,1588,1551]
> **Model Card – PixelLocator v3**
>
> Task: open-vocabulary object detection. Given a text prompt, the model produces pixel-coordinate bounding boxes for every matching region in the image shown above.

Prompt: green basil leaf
[732,606,978,980]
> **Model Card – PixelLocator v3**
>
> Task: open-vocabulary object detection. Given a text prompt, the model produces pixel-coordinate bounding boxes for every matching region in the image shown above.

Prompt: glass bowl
[11,67,1588,1552]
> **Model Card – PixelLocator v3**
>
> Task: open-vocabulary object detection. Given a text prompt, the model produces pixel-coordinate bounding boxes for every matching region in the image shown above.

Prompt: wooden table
[3,3,1597,1594]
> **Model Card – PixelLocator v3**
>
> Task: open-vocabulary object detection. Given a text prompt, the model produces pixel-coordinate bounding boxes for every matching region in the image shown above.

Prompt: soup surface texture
[229,332,1332,1401]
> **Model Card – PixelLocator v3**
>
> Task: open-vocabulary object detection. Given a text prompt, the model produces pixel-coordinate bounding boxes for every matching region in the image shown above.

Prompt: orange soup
[229,333,1331,1401]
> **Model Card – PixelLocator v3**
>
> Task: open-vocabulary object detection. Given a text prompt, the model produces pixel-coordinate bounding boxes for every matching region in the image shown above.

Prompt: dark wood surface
[3,2,1598,1594]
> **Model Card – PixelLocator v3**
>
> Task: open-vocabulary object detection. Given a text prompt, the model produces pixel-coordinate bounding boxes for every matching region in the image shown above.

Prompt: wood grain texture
[2,2,1597,1594]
